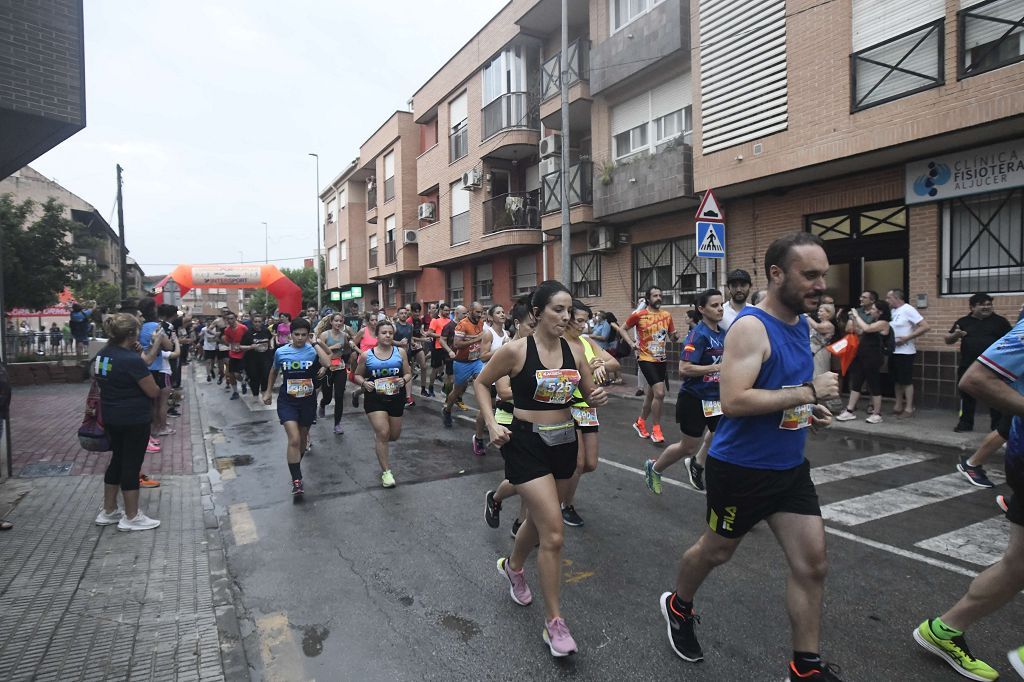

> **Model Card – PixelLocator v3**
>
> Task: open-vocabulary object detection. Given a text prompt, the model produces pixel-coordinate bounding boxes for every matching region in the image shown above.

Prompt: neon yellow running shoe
[913,620,998,681]
[1009,645,1024,679]
[381,470,395,488]
[644,459,662,495]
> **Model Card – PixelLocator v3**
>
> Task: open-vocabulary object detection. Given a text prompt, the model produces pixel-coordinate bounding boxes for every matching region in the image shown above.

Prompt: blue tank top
[365,346,405,397]
[274,343,319,401]
[709,307,813,470]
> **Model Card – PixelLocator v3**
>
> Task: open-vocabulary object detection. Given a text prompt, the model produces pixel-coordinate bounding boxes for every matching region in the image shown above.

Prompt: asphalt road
[194,369,1022,682]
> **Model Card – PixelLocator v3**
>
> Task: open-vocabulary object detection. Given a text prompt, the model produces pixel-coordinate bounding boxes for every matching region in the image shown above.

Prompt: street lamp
[262,221,268,263]
[308,152,323,312]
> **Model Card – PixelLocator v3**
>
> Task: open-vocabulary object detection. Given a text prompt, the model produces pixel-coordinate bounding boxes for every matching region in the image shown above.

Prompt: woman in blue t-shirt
[93,313,164,532]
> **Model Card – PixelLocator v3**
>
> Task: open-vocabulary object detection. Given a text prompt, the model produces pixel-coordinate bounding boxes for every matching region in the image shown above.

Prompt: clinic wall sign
[906,139,1024,204]
[191,266,263,286]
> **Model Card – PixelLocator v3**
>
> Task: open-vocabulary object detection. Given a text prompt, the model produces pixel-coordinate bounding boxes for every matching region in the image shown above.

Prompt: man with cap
[720,269,752,332]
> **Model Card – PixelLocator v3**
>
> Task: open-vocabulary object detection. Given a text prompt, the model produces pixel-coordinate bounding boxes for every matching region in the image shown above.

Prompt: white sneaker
[117,512,160,532]
[865,414,883,424]
[95,508,123,526]
[835,410,856,421]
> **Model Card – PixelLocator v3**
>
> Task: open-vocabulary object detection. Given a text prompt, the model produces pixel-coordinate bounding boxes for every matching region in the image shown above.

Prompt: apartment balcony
[540,40,592,126]
[483,190,540,234]
[594,141,695,221]
[590,0,690,95]
[366,187,378,223]
[385,241,397,265]
[482,92,539,141]
[540,161,594,229]
[368,247,378,270]
[417,210,544,267]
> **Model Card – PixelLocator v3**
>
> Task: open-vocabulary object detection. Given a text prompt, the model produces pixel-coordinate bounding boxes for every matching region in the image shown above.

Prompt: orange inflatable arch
[152,264,303,318]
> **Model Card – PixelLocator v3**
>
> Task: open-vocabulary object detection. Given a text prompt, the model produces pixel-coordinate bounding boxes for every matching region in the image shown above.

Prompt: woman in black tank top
[473,281,608,658]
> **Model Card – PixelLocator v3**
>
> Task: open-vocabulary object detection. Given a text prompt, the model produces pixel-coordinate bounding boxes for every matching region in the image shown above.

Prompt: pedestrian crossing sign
[696,221,725,258]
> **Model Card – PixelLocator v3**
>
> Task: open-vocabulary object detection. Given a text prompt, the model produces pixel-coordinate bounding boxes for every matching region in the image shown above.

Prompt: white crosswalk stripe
[914,516,1011,567]
[810,452,934,485]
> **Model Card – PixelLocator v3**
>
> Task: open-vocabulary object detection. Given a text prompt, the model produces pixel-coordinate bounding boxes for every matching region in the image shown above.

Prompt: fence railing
[540,39,590,101]
[541,161,593,214]
[4,333,86,362]
[483,190,540,234]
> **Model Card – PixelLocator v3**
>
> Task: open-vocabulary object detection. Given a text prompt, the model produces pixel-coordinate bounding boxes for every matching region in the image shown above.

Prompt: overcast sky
[32,1,504,277]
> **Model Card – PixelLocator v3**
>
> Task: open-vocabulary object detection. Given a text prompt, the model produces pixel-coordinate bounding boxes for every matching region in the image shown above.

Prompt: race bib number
[701,400,723,418]
[779,404,813,430]
[647,340,665,360]
[285,378,314,398]
[570,406,600,427]
[374,376,403,396]
[533,369,581,405]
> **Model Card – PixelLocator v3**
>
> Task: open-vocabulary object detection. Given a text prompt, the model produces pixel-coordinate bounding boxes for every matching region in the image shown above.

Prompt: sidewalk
[0,373,237,681]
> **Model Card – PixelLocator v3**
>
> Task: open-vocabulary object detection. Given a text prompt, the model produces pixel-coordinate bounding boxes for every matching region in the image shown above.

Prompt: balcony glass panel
[482,93,538,140]
[384,177,395,202]
[483,190,541,234]
[368,248,378,269]
[385,241,396,265]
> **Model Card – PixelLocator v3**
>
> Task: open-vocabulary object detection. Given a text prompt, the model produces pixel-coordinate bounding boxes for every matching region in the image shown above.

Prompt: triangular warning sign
[695,189,724,221]
[699,226,724,254]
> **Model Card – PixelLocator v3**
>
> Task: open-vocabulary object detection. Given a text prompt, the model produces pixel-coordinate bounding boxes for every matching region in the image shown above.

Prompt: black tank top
[509,336,581,411]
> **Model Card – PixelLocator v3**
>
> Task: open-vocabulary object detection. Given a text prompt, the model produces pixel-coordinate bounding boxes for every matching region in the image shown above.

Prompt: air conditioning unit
[587,226,615,252]
[417,202,436,221]
[539,157,561,178]
[539,133,562,159]
[462,169,482,189]
[403,229,418,244]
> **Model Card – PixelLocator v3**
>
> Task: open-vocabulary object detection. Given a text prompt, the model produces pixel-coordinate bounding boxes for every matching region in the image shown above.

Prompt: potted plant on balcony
[598,161,615,186]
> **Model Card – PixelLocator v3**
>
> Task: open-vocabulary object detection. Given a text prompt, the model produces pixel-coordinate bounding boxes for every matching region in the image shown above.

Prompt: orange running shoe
[650,425,665,444]
[632,417,649,439]
[139,474,161,488]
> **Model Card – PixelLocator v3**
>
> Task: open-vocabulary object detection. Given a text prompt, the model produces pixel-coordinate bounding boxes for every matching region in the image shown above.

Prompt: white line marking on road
[820,473,1004,526]
[914,515,1011,567]
[810,452,934,485]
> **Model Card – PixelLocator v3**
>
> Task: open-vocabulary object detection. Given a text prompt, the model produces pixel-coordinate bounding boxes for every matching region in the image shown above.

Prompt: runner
[474,280,608,658]
[625,286,678,444]
[352,320,412,488]
[658,233,843,680]
[243,314,274,401]
[558,299,619,527]
[412,303,432,398]
[426,304,455,397]
[442,301,486,442]
[393,306,417,407]
[644,288,726,495]
[350,312,378,409]
[914,317,1024,682]
[317,313,353,434]
[202,319,220,382]
[215,308,232,387]
[275,312,292,347]
[261,317,333,497]
[222,311,249,400]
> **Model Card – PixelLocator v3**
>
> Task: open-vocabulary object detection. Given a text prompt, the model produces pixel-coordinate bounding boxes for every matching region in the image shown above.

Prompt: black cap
[726,268,751,285]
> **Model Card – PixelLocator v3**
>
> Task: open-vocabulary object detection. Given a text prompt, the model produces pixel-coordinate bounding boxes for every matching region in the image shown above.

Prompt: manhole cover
[19,463,73,477]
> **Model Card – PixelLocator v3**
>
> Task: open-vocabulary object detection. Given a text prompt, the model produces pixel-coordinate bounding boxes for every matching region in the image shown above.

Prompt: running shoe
[1009,645,1024,679]
[291,479,304,496]
[443,408,453,428]
[117,511,160,532]
[217,375,223,385]
[496,557,532,606]
[957,456,996,488]
[421,387,429,398]
[95,508,123,526]
[146,443,161,454]
[333,424,344,435]
[318,404,326,418]
[207,373,213,382]
[635,389,645,397]
[913,619,998,681]
[472,436,486,457]
[650,424,665,444]
[406,395,416,407]
[786,661,845,681]
[633,417,649,439]
[659,592,703,662]
[644,458,662,495]
[865,414,883,424]
[835,410,856,421]
[381,470,396,488]
[352,392,359,408]
[305,439,313,454]
[510,518,522,539]
[954,422,974,433]
[139,474,160,488]
[997,495,1009,513]
[241,383,247,395]
[230,392,239,400]
[485,490,501,528]
[685,457,705,492]
[428,388,436,398]
[456,400,469,411]
[561,505,584,527]
[543,617,577,657]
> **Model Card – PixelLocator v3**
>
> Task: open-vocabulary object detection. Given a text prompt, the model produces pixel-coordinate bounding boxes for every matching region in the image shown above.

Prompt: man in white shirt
[720,269,752,331]
[886,288,931,417]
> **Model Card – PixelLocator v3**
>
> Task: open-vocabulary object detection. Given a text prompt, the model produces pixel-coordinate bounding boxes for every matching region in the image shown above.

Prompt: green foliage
[74,278,121,311]
[280,265,322,310]
[249,288,277,316]
[1,195,87,311]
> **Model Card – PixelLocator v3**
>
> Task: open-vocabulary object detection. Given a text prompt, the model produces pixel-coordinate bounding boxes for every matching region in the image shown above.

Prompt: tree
[1,195,87,311]
[280,266,322,310]
[74,277,122,311]
[249,288,277,316]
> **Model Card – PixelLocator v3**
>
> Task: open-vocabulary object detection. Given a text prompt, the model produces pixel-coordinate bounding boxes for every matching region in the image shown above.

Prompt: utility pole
[262,221,268,263]
[308,153,323,311]
[559,0,571,287]
[116,164,127,299]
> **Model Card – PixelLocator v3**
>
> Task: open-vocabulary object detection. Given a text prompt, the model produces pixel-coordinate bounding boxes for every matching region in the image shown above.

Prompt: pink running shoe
[543,617,578,657]
[496,557,532,606]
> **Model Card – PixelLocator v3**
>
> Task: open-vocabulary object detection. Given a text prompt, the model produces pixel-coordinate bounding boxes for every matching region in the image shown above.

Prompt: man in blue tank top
[659,232,843,682]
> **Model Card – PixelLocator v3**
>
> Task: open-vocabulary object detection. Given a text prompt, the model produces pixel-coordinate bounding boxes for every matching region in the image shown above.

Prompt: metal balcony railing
[483,190,541,234]
[385,241,396,265]
[367,186,377,209]
[482,92,539,140]
[851,19,943,111]
[450,125,469,161]
[368,248,378,269]
[540,39,590,101]
[541,161,593,214]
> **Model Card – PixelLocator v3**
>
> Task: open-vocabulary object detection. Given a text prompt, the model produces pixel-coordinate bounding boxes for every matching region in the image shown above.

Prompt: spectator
[836,301,892,424]
[48,323,61,354]
[589,311,613,352]
[720,268,752,331]
[69,302,93,355]
[809,302,837,378]
[886,288,930,418]
[855,290,879,322]
[61,321,72,352]
[946,293,1012,433]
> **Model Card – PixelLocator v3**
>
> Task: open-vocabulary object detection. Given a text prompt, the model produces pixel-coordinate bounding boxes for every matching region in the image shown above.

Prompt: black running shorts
[364,390,406,418]
[704,457,821,538]
[431,347,447,369]
[638,360,668,386]
[675,391,721,439]
[228,357,245,373]
[889,353,915,385]
[500,419,577,485]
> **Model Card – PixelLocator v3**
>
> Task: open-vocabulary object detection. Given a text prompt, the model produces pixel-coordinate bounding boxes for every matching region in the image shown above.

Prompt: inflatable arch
[152,264,303,318]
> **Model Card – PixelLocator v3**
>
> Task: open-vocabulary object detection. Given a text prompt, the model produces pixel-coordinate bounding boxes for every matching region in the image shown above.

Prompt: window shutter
[449,91,468,129]
[961,0,1024,50]
[853,0,945,50]
[611,91,650,135]
[383,151,395,179]
[651,72,691,120]
[450,179,469,215]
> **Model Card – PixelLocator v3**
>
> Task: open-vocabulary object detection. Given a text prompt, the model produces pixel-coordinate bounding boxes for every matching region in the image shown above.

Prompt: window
[447,269,464,308]
[960,0,1024,78]
[655,107,692,145]
[419,118,438,154]
[633,237,704,305]
[474,263,493,304]
[610,73,691,161]
[338,188,346,210]
[404,276,417,306]
[450,178,470,245]
[385,215,397,264]
[340,239,348,261]
[328,245,338,270]
[368,234,378,269]
[571,254,602,298]
[449,91,469,161]
[326,198,336,224]
[611,0,665,32]
[943,188,1023,294]
[614,124,649,160]
[512,254,538,296]
[481,46,537,139]
[386,282,397,308]
[383,151,395,202]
